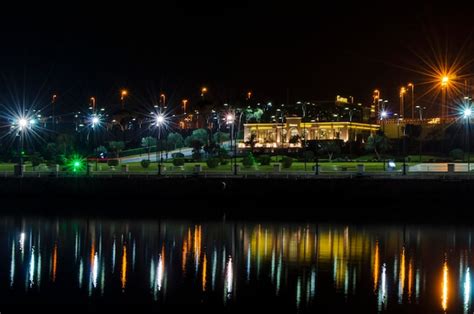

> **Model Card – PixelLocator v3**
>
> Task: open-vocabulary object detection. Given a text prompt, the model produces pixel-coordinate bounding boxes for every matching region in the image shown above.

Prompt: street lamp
[400,87,406,117]
[440,75,452,119]
[201,87,208,97]
[160,94,166,108]
[155,114,166,175]
[121,90,128,109]
[51,94,57,130]
[182,99,188,114]
[14,117,35,176]
[463,106,472,172]
[407,83,415,120]
[226,113,237,175]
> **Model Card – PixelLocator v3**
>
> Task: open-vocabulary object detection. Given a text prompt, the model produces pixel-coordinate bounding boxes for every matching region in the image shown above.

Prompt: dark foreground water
[0,217,472,313]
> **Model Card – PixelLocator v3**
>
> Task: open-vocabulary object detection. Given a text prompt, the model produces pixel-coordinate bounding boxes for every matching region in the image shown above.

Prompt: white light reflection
[377,263,387,312]
[212,249,217,291]
[28,246,35,288]
[79,259,84,288]
[92,252,99,288]
[10,241,15,287]
[465,267,471,313]
[224,256,233,302]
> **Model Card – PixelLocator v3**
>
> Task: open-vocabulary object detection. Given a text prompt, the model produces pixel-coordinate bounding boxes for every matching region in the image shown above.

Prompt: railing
[1,163,473,179]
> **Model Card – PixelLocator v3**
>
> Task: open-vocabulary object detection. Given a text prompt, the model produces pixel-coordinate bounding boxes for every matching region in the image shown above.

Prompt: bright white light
[381,111,388,119]
[388,161,396,168]
[464,108,472,119]
[18,118,28,128]
[226,114,234,124]
[156,115,165,125]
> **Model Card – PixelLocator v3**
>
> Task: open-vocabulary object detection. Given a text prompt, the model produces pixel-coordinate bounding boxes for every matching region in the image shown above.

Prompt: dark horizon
[1,2,474,111]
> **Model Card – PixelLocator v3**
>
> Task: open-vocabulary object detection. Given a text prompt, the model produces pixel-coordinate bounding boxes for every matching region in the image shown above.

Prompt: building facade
[241,117,380,149]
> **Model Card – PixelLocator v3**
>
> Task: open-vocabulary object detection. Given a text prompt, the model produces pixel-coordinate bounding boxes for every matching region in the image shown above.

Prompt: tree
[108,141,125,159]
[245,133,257,152]
[94,146,108,157]
[141,136,157,160]
[365,131,389,160]
[42,143,58,162]
[30,152,44,170]
[213,132,230,144]
[167,133,184,150]
[184,128,208,147]
[56,133,76,155]
[319,141,341,161]
[185,129,209,160]
[140,159,151,168]
[449,148,464,161]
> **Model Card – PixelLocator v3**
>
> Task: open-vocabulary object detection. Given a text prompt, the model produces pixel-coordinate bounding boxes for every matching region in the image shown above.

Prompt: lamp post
[400,87,406,118]
[51,94,57,131]
[155,114,165,175]
[226,113,237,175]
[407,83,415,120]
[441,76,450,120]
[463,106,472,172]
[121,90,128,110]
[160,94,166,109]
[201,87,208,98]
[15,117,34,176]
[416,105,426,162]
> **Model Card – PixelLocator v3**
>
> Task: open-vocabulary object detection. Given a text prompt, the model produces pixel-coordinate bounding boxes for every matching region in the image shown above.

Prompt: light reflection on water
[2,217,474,312]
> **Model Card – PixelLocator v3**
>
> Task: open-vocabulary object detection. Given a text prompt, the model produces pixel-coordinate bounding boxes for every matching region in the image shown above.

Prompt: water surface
[0,217,470,313]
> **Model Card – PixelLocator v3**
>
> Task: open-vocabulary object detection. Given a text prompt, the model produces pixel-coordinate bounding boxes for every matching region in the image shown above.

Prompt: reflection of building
[241,117,379,149]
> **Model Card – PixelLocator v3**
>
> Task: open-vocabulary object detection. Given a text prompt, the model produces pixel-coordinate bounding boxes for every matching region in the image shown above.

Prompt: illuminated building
[241,117,379,149]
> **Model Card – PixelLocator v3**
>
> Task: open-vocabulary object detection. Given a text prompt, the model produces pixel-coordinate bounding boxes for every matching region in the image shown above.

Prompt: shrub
[449,148,464,160]
[108,159,119,167]
[303,150,315,162]
[192,150,202,161]
[258,154,271,165]
[173,157,185,167]
[242,152,256,168]
[220,158,229,165]
[206,158,220,168]
[282,156,293,168]
[172,152,185,158]
[140,159,151,168]
[31,153,44,168]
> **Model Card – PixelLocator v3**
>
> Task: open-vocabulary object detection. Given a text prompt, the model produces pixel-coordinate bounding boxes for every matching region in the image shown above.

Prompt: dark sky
[1,2,474,110]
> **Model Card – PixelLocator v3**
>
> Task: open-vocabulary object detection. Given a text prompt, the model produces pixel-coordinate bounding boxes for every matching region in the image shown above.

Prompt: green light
[67,154,86,173]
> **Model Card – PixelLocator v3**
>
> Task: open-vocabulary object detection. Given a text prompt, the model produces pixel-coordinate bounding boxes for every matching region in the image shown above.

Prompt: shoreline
[0,176,471,222]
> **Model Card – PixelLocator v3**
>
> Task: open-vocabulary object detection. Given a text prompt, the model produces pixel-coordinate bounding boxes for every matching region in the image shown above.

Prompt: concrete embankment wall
[0,177,470,222]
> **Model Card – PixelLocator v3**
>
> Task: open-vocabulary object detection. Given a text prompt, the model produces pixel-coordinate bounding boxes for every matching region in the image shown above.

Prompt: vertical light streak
[442,260,448,312]
[121,245,127,290]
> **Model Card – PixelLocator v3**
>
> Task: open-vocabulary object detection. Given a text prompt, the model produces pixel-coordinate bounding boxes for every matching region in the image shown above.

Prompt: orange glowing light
[202,254,207,291]
[52,242,58,282]
[121,245,127,289]
[441,75,450,87]
[373,241,380,292]
[442,259,448,311]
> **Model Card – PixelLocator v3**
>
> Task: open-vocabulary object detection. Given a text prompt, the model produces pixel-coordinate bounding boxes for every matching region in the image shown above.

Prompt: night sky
[1,2,474,111]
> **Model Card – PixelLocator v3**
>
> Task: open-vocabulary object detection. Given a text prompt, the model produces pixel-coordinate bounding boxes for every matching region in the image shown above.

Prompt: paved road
[120,142,232,164]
